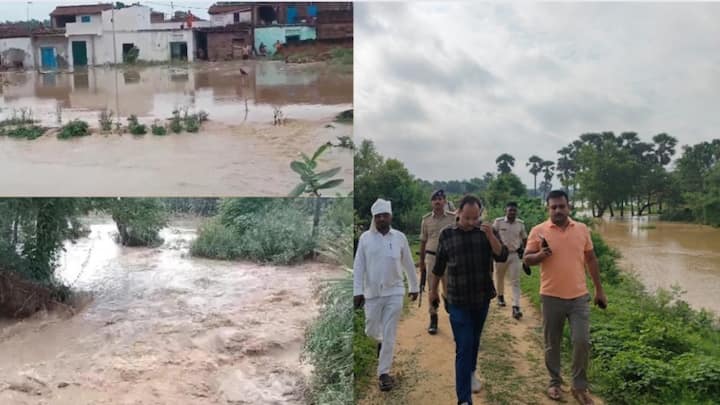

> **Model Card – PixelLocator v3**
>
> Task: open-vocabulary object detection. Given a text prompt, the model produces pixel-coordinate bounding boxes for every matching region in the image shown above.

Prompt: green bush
[1,125,45,140]
[303,277,354,405]
[151,120,167,135]
[184,114,200,133]
[127,115,147,135]
[190,219,242,259]
[57,119,90,139]
[169,110,183,133]
[110,198,167,247]
[124,46,140,64]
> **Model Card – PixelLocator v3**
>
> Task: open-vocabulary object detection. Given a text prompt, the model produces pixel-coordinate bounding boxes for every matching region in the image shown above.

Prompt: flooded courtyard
[0,218,341,404]
[0,61,353,196]
[597,217,720,315]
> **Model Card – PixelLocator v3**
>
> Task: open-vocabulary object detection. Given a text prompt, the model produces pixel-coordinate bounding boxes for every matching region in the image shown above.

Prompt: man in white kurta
[353,198,419,391]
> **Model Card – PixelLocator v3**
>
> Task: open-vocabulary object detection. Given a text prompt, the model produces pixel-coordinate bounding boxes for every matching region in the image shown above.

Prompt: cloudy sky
[355,2,720,187]
[4,0,213,21]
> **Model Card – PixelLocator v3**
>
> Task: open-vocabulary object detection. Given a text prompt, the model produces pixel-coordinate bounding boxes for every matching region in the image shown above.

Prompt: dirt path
[358,294,604,405]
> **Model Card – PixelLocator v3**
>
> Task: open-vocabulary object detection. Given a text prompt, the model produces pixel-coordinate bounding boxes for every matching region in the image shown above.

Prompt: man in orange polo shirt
[524,190,607,405]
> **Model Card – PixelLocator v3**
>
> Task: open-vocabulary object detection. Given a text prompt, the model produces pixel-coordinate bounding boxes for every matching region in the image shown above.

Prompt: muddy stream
[0,61,352,196]
[597,217,720,315]
[0,218,340,404]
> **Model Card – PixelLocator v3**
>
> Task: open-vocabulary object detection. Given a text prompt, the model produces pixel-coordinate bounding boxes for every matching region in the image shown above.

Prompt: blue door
[41,47,57,70]
[287,6,297,24]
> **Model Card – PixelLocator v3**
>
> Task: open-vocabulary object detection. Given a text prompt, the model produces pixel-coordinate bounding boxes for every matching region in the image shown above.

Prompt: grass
[520,231,720,404]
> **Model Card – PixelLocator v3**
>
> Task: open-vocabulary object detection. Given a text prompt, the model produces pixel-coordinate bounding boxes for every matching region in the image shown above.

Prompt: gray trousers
[541,294,590,390]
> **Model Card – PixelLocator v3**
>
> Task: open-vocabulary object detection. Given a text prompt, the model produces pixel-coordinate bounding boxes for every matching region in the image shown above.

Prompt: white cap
[371,198,392,216]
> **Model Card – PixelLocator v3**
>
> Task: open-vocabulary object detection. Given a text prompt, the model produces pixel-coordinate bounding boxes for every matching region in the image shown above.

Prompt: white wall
[66,13,103,36]
[96,30,195,64]
[210,11,251,26]
[101,5,152,31]
[0,37,34,68]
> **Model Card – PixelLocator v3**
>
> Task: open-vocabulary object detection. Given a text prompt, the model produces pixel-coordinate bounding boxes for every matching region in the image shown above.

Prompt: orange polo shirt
[526,218,593,299]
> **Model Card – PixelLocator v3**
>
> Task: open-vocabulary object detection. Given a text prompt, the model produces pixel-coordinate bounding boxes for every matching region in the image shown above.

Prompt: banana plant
[290,142,344,238]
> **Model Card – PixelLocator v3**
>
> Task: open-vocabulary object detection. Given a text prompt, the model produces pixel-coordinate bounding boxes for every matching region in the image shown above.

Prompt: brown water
[0,218,340,404]
[597,217,720,314]
[0,61,352,125]
[0,61,352,197]
[0,120,352,196]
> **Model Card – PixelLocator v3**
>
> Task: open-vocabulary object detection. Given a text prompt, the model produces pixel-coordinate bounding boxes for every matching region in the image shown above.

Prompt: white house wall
[210,11,251,26]
[102,6,152,31]
[0,37,34,68]
[96,30,195,64]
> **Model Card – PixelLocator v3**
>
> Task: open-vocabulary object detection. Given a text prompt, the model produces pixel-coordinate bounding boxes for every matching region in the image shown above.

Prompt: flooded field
[0,61,352,196]
[0,218,341,404]
[597,217,720,315]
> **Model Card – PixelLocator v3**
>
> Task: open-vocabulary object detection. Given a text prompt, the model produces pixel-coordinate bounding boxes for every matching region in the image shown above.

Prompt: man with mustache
[524,190,607,405]
[353,198,419,392]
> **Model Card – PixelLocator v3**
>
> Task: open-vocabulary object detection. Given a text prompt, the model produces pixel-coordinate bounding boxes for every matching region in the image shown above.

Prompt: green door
[72,41,88,67]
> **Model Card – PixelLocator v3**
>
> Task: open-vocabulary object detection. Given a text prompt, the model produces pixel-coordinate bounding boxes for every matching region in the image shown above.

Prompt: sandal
[571,388,595,405]
[547,385,562,401]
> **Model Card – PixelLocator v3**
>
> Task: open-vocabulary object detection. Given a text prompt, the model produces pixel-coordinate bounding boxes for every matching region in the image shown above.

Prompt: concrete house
[0,27,34,69]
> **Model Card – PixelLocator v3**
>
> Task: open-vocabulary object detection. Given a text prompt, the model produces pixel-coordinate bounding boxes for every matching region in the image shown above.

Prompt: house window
[81,15,91,23]
[233,12,240,23]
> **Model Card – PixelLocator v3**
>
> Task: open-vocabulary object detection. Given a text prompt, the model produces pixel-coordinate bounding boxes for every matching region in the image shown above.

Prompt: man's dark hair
[546,190,569,204]
[506,201,518,208]
[458,195,483,211]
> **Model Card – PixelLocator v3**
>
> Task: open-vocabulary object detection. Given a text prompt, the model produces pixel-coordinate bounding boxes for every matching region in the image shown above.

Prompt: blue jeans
[448,301,491,404]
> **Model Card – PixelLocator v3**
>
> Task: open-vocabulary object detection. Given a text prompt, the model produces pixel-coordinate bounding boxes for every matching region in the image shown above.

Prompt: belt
[425,250,436,256]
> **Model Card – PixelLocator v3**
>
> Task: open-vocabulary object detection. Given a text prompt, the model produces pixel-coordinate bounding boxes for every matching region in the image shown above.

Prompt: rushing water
[597,216,720,315]
[0,218,339,404]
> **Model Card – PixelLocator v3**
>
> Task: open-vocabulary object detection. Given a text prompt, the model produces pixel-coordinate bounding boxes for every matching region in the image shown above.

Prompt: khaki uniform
[420,210,456,314]
[492,217,528,307]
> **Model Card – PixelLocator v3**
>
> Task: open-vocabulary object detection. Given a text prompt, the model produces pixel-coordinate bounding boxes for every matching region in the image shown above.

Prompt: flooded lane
[0,61,352,196]
[0,219,340,404]
[0,61,352,126]
[597,217,720,314]
[0,120,352,196]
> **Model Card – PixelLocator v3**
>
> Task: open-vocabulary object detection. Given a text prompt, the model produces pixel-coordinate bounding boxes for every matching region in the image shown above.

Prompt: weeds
[99,110,113,132]
[169,109,183,133]
[127,115,147,135]
[151,120,167,136]
[0,125,46,139]
[57,119,90,139]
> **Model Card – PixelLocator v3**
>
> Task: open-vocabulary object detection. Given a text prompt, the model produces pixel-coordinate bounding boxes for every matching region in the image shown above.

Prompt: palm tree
[540,160,555,200]
[290,142,344,238]
[496,153,515,175]
[526,155,544,196]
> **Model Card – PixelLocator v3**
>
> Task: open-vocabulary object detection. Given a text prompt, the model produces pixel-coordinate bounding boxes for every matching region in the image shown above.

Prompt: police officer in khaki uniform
[492,201,528,320]
[420,189,456,334]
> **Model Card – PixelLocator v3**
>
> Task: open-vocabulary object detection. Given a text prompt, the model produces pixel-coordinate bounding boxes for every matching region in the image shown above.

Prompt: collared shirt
[433,224,509,310]
[526,218,594,299]
[420,210,456,253]
[492,216,528,252]
[353,228,419,299]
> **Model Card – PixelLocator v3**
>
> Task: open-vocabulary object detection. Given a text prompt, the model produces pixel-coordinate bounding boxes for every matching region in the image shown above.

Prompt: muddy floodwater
[0,61,352,196]
[0,218,340,404]
[597,217,720,315]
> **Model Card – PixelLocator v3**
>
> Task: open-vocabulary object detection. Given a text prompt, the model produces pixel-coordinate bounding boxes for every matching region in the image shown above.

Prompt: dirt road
[358,294,604,405]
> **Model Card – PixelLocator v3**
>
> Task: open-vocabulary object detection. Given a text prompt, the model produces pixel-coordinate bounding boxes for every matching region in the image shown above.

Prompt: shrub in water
[57,119,90,139]
[237,205,315,264]
[184,114,200,133]
[169,110,183,133]
[2,125,45,140]
[127,115,147,135]
[190,219,242,260]
[99,110,113,132]
[151,120,167,136]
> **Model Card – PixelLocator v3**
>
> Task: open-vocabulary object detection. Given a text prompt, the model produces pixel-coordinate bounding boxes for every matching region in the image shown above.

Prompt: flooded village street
[0,61,353,196]
[0,218,342,404]
[597,217,720,315]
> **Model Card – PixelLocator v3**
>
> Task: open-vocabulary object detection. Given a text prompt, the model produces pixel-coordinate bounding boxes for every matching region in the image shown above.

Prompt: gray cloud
[356,2,720,187]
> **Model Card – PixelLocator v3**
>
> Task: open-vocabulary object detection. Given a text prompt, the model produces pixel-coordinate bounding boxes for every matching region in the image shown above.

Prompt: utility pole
[111,5,120,129]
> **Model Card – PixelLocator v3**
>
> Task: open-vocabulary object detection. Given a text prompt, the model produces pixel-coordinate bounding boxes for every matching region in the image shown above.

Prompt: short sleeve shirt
[492,217,528,252]
[526,218,594,299]
[420,211,456,253]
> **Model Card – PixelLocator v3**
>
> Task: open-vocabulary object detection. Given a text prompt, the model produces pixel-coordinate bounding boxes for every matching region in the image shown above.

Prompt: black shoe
[377,343,382,358]
[512,306,523,320]
[428,314,438,335]
[498,295,506,307]
[379,373,394,391]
